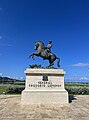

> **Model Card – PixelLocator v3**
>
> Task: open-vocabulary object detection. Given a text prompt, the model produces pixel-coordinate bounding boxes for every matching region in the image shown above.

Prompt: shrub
[65,86,89,95]
[6,86,25,94]
[5,85,89,95]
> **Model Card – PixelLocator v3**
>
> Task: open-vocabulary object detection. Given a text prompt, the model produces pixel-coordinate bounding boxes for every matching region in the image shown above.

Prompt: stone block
[21,69,69,104]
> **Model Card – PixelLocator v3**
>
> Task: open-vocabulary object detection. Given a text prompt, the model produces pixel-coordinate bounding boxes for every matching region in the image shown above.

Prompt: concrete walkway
[0,95,89,120]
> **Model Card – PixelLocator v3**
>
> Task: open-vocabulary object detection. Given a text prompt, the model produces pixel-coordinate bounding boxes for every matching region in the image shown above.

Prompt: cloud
[0,43,12,47]
[6,44,13,47]
[0,36,2,39]
[0,36,13,47]
[0,8,2,11]
[0,73,3,76]
[20,77,24,80]
[0,53,2,56]
[80,77,89,80]
[70,62,89,67]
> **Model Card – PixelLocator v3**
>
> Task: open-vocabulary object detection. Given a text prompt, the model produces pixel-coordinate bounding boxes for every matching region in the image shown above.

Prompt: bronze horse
[29,41,60,68]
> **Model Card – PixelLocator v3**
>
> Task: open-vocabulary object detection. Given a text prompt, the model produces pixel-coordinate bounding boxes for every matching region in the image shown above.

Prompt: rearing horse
[29,41,60,68]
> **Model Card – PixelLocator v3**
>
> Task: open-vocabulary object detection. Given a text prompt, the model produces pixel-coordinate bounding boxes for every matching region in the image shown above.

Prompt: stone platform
[21,69,68,104]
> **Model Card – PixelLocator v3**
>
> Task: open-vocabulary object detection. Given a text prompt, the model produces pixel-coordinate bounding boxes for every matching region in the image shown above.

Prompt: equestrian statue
[29,41,60,68]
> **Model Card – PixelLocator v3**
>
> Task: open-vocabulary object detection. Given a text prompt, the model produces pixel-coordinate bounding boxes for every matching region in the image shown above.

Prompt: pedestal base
[21,69,69,104]
[21,90,68,104]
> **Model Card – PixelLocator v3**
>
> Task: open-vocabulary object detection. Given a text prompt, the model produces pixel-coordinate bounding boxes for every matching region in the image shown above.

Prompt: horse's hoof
[32,58,35,60]
[28,55,31,58]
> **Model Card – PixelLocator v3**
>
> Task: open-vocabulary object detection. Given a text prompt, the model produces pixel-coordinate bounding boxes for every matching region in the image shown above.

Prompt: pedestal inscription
[21,69,69,104]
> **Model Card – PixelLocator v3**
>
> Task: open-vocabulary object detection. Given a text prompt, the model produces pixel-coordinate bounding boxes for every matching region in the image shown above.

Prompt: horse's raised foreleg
[29,52,40,60]
[29,53,35,60]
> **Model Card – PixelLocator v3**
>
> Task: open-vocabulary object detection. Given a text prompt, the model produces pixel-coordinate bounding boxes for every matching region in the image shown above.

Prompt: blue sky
[0,0,89,79]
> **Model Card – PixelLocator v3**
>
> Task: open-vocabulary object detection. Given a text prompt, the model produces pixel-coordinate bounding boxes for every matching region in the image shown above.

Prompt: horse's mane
[36,41,45,46]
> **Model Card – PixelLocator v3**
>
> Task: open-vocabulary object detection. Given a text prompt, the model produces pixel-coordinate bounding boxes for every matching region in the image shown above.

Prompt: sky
[0,0,89,80]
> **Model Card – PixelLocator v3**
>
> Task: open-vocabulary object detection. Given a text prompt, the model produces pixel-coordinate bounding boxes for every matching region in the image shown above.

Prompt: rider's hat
[49,40,52,43]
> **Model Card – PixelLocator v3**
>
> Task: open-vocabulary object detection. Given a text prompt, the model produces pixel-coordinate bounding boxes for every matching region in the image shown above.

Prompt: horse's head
[34,42,39,50]
[34,41,45,50]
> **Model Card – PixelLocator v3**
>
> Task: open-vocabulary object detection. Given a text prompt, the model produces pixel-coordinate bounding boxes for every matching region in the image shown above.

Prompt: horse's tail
[56,57,60,68]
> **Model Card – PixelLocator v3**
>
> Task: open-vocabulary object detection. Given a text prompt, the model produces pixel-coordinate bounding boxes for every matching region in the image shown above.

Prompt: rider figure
[46,40,52,53]
[43,41,52,60]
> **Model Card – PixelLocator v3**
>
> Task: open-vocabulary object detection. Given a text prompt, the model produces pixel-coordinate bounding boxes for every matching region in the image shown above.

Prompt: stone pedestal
[21,69,68,104]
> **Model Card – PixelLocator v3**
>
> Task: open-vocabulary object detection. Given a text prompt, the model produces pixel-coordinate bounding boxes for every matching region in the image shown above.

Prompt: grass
[0,84,7,94]
[0,84,25,94]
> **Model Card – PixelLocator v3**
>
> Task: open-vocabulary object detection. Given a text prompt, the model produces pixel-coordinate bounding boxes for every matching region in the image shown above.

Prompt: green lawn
[0,85,7,94]
[0,84,25,94]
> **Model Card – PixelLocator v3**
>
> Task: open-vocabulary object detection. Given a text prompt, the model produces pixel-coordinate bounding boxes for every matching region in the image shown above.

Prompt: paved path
[0,95,89,120]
